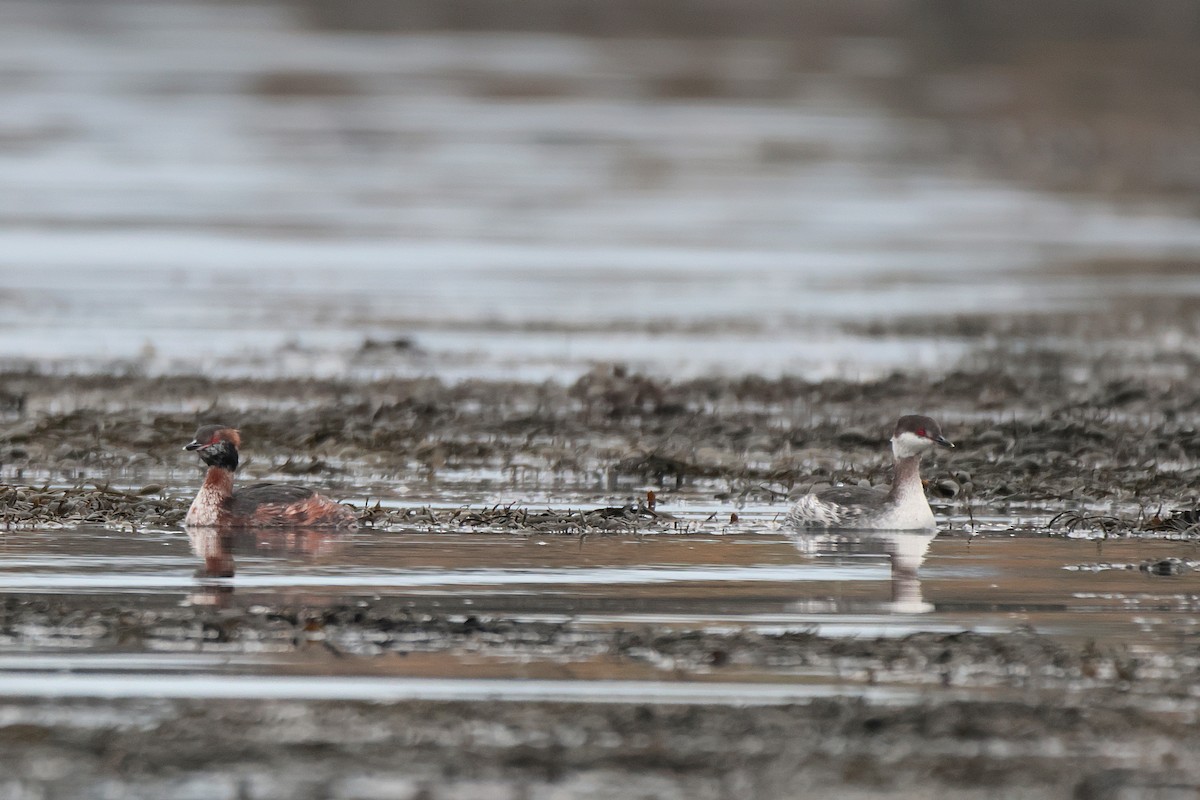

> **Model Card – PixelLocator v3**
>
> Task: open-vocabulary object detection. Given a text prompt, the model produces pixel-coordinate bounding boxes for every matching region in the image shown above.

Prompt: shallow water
[1,520,1195,701]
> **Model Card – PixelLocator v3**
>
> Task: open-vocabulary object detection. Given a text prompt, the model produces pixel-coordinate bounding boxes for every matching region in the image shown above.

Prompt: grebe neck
[186,466,235,528]
[201,466,235,499]
[886,455,924,503]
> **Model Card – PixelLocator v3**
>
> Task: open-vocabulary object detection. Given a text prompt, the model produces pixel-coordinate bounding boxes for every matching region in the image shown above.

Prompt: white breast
[185,486,225,527]
[864,487,935,530]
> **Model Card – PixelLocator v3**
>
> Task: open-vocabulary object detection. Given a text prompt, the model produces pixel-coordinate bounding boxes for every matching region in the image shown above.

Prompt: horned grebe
[184,424,356,528]
[786,414,953,530]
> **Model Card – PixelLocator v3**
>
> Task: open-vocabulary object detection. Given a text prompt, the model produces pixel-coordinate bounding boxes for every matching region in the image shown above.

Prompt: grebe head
[891,415,953,460]
[184,424,241,470]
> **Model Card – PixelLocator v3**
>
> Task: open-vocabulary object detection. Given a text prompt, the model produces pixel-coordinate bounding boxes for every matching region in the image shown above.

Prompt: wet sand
[3,694,1198,800]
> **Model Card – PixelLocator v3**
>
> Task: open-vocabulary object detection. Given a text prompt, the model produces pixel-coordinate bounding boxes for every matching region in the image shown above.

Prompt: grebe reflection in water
[186,526,349,606]
[786,529,937,614]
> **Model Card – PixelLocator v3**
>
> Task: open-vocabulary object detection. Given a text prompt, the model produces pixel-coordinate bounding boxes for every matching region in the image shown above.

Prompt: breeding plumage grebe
[787,415,953,530]
[184,424,356,528]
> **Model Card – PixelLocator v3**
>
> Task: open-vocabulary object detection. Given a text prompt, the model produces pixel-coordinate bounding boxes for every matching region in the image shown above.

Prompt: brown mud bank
[3,335,1200,528]
[1,694,1196,800]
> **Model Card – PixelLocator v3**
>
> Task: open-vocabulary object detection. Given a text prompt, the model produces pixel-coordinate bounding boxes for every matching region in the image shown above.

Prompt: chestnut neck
[202,466,235,499]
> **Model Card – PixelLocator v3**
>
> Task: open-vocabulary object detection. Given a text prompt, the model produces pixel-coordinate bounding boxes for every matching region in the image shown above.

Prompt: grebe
[184,424,356,528]
[786,415,953,530]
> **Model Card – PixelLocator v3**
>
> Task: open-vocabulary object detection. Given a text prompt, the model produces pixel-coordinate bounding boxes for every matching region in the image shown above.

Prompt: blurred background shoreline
[4,0,1200,382]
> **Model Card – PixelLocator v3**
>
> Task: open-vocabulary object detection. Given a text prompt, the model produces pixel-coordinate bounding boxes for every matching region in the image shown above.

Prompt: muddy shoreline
[2,693,1197,800]
[4,335,1200,529]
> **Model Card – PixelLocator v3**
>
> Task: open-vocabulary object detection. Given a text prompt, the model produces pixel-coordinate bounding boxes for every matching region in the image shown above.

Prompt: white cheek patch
[891,430,930,459]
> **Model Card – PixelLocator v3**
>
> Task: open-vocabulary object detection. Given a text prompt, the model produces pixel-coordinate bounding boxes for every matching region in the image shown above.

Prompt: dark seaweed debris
[0,484,185,529]
[7,480,1200,537]
[0,483,684,533]
[358,498,687,533]
[6,339,1200,517]
[1049,507,1200,538]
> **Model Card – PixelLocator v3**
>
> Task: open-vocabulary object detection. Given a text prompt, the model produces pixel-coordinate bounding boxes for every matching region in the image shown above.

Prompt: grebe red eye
[209,434,221,445]
[916,428,926,438]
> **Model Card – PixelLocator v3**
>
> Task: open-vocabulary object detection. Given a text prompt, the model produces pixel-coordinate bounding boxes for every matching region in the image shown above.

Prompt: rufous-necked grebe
[786,414,953,530]
[184,424,356,528]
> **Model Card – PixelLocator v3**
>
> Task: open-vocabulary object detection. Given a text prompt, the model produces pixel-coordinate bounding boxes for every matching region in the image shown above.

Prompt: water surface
[1,519,1195,701]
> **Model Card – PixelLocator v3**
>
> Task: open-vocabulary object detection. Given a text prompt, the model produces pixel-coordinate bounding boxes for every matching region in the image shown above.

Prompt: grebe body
[184,425,356,529]
[786,415,952,531]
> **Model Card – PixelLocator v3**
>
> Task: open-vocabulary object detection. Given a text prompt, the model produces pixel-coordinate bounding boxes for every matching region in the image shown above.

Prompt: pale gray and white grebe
[786,415,953,530]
